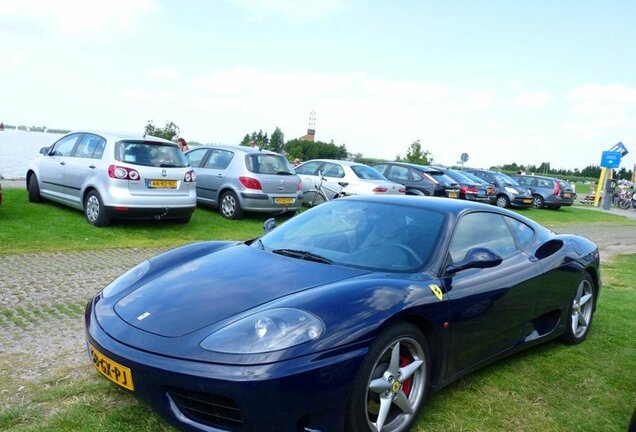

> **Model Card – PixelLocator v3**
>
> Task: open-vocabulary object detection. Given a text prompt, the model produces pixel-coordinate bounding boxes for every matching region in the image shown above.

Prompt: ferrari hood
[114,245,367,337]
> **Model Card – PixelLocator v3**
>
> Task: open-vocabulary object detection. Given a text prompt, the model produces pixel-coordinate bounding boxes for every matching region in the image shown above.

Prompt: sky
[1,0,635,171]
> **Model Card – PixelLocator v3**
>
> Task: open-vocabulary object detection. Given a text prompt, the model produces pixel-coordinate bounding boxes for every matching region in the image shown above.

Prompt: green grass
[0,189,277,255]
[512,204,636,228]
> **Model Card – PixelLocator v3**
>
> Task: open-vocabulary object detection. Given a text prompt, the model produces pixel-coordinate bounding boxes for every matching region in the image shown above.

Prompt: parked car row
[25,130,574,226]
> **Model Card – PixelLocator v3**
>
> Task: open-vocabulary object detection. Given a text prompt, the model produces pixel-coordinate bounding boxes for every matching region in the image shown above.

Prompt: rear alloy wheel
[496,195,510,208]
[347,323,429,432]
[220,191,243,219]
[84,190,110,227]
[561,273,596,345]
[28,174,42,203]
[532,195,545,209]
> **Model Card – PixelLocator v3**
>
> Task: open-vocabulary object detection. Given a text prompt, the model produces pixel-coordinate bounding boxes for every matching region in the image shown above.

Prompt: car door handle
[89,165,96,169]
[60,161,65,165]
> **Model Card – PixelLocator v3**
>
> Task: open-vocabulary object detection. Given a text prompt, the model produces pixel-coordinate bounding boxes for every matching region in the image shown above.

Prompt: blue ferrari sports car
[85,195,600,432]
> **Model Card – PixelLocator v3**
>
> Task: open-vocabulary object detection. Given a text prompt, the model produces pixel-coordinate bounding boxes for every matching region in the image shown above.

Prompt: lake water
[0,130,63,179]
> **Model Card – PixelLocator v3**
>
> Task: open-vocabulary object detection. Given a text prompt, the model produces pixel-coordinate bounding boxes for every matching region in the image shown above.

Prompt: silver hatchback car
[26,131,197,226]
[185,145,302,219]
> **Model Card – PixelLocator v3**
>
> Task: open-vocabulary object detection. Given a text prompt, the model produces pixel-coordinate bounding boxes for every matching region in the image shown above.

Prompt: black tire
[618,199,631,210]
[84,190,110,227]
[347,322,430,432]
[303,190,327,207]
[219,191,243,219]
[495,195,510,208]
[28,174,42,203]
[532,194,545,209]
[561,273,596,345]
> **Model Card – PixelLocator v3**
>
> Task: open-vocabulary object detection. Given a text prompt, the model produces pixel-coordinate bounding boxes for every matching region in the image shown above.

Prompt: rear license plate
[523,199,532,204]
[148,180,177,189]
[89,343,135,391]
[274,197,295,205]
[448,191,458,198]
[563,192,571,198]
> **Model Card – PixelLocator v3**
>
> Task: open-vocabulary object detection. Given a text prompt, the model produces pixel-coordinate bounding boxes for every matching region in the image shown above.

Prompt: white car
[26,131,197,226]
[294,159,405,204]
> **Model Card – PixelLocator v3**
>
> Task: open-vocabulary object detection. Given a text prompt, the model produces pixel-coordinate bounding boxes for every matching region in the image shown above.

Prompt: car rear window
[116,141,188,168]
[429,172,458,187]
[351,165,385,180]
[246,154,294,175]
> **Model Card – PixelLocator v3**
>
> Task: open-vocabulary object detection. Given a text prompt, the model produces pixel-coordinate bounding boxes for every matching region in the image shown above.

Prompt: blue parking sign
[600,151,621,168]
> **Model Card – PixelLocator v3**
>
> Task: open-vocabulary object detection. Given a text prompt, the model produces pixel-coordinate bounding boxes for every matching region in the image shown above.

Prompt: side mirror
[263,218,276,233]
[445,247,503,274]
[39,146,50,155]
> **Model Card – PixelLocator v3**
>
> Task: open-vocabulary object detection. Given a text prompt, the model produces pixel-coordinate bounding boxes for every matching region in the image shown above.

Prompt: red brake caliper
[399,356,413,395]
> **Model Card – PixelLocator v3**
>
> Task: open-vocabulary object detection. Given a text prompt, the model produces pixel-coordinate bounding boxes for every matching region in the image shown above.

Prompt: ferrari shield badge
[429,284,444,301]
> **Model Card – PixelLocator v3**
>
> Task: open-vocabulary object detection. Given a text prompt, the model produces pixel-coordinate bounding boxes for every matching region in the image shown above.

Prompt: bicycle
[303,171,350,207]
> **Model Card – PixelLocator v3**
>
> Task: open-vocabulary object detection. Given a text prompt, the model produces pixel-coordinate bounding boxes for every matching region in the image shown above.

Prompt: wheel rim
[532,196,543,208]
[571,278,594,338]
[496,196,508,207]
[365,337,426,432]
[221,194,236,217]
[86,195,100,223]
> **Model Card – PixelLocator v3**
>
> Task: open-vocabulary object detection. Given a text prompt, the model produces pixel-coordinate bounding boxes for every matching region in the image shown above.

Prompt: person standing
[177,137,189,152]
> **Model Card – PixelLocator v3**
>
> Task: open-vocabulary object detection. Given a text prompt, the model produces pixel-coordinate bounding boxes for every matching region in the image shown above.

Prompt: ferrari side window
[449,212,517,262]
[505,217,535,249]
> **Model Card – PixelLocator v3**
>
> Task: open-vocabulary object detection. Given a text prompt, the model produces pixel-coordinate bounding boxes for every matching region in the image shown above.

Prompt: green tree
[284,139,348,161]
[398,140,433,165]
[269,127,285,153]
[144,120,180,141]
[240,134,251,146]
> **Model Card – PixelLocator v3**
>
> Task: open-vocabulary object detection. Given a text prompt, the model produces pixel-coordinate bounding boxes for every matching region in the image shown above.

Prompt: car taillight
[108,165,140,181]
[466,185,478,194]
[184,170,196,182]
[373,186,388,193]
[239,176,262,190]
[553,180,561,196]
[460,185,467,194]
[398,187,406,194]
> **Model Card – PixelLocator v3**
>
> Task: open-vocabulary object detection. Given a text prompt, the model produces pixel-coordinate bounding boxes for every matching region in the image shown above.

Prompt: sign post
[596,142,628,208]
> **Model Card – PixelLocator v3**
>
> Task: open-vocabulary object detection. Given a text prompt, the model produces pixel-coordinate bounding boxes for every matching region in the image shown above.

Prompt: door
[63,133,106,207]
[443,211,542,377]
[195,149,233,205]
[38,133,82,199]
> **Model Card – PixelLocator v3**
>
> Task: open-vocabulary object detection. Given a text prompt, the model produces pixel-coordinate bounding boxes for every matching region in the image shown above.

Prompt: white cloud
[0,0,160,35]
[147,68,180,80]
[566,84,636,115]
[513,91,553,108]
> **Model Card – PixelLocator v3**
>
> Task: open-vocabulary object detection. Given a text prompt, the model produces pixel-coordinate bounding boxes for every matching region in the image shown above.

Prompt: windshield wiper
[272,249,333,264]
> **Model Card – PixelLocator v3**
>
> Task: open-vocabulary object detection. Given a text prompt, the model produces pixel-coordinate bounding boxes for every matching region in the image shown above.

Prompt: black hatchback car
[372,162,460,198]
[464,169,533,209]
[513,174,575,209]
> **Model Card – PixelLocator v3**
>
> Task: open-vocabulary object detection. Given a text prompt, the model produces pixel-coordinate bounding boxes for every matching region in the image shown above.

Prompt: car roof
[191,144,282,155]
[303,159,367,167]
[65,130,176,144]
[379,162,441,172]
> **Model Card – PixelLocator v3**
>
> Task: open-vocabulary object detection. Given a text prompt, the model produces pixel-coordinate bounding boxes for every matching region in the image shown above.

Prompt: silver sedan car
[185,145,302,219]
[26,131,197,226]
[294,159,405,204]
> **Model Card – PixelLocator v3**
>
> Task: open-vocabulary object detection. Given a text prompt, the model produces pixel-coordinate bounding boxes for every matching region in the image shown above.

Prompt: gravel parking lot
[1,217,635,415]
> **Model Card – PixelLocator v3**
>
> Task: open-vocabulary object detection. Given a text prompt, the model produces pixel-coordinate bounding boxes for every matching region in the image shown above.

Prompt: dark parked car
[514,174,575,209]
[465,169,533,208]
[431,166,494,203]
[86,195,600,432]
[373,162,460,198]
[185,145,303,219]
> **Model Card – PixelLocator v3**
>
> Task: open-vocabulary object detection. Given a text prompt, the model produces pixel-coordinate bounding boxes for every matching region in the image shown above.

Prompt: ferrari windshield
[257,199,446,272]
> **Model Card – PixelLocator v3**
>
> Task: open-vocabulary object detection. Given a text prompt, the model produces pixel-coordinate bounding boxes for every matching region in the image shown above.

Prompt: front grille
[168,387,243,431]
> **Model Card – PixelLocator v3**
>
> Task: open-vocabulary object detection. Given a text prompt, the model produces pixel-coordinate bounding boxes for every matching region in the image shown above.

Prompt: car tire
[84,190,110,227]
[346,322,430,432]
[220,191,243,219]
[532,194,545,209]
[496,195,510,208]
[28,175,42,203]
[561,273,596,345]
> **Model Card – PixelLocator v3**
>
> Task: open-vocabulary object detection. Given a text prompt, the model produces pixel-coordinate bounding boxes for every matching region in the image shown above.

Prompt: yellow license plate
[149,180,177,189]
[448,191,458,198]
[523,199,532,204]
[89,343,135,391]
[274,197,295,205]
[563,193,571,198]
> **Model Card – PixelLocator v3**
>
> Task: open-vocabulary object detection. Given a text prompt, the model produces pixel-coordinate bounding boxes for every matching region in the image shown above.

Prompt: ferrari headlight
[505,186,518,194]
[200,308,324,354]
[102,260,150,298]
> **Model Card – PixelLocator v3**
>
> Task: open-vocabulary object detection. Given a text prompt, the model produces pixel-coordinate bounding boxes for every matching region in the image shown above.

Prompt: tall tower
[300,110,316,141]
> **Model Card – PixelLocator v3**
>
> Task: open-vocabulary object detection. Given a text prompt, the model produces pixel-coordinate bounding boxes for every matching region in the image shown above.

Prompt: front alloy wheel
[561,273,595,345]
[496,195,510,208]
[348,323,429,432]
